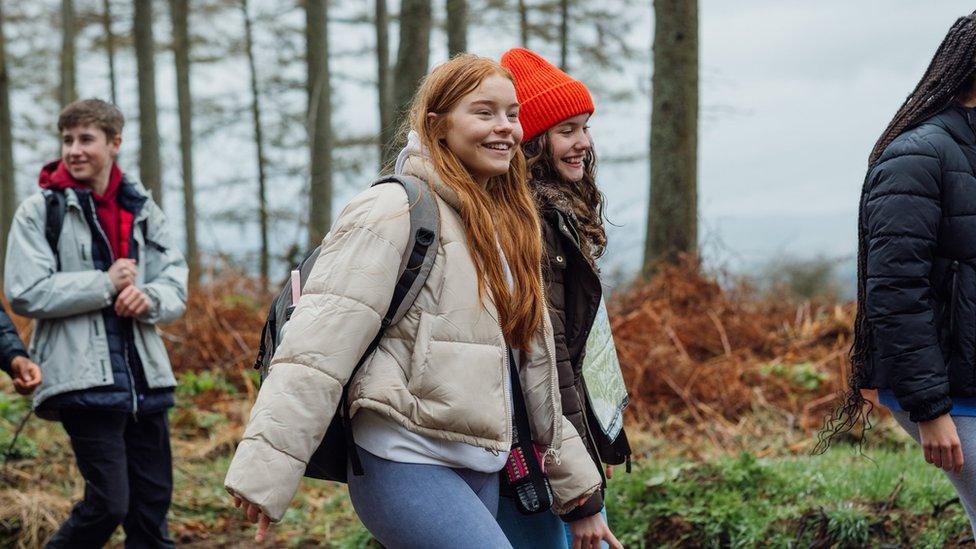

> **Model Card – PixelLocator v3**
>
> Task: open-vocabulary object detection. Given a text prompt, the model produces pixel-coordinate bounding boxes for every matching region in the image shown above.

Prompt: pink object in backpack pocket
[290,270,301,303]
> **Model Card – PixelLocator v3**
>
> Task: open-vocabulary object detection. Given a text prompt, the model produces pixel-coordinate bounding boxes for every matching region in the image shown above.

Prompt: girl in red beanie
[499,47,631,549]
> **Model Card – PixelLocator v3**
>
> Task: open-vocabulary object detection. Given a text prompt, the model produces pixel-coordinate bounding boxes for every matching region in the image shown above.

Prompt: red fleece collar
[38,160,132,259]
[38,160,123,201]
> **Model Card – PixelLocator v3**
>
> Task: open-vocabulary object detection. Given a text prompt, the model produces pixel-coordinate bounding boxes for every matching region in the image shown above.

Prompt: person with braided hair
[819,10,976,533]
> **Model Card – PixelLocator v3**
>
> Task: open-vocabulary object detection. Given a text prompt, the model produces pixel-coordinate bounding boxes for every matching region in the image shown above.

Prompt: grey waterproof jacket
[3,183,187,417]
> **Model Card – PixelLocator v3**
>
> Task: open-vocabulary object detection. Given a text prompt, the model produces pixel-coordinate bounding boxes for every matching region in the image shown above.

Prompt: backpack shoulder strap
[42,189,67,271]
[370,174,441,327]
[340,174,441,477]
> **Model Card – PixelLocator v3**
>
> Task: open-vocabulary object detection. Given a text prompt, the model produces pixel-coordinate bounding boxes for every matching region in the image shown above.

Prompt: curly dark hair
[523,130,607,263]
[815,11,976,454]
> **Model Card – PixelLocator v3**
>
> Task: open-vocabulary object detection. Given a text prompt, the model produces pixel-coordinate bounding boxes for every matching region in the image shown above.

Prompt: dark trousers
[45,409,174,549]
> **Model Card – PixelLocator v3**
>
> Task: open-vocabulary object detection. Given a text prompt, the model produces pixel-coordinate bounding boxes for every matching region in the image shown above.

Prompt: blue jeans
[496,495,610,549]
[347,447,512,548]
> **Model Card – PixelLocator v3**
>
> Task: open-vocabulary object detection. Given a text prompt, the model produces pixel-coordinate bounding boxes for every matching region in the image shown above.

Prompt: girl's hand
[569,512,623,549]
[918,413,964,473]
[605,465,614,479]
[233,495,272,543]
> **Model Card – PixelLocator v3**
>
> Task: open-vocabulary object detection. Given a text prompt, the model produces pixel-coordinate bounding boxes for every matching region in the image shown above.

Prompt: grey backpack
[253,175,440,482]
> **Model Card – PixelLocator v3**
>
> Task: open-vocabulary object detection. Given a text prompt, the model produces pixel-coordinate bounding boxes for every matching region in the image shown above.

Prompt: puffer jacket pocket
[945,260,976,394]
[943,260,960,351]
[405,312,434,393]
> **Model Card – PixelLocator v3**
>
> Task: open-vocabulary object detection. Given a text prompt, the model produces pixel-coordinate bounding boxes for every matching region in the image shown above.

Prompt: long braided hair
[815,12,976,453]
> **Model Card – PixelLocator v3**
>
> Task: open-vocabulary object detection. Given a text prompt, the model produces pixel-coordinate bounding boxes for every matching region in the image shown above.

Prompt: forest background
[1,1,976,547]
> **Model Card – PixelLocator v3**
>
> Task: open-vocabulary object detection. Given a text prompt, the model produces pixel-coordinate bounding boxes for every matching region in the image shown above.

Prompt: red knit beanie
[500,47,594,142]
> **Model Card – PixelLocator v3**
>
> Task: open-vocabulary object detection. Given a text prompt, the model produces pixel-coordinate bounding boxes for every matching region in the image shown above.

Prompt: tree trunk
[391,0,430,151]
[446,0,466,57]
[376,0,393,169]
[60,0,77,107]
[102,0,117,104]
[169,0,199,287]
[518,0,528,46]
[644,0,698,275]
[133,0,162,203]
[306,0,332,250]
[0,1,15,280]
[558,0,568,71]
[241,0,270,285]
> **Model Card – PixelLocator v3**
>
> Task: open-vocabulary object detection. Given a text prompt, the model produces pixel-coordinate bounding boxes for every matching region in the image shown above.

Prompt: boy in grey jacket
[4,99,187,548]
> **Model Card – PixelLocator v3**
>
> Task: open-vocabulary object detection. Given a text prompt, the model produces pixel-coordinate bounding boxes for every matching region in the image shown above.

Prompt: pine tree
[134,0,163,202]
[170,0,200,285]
[306,0,333,248]
[643,0,698,274]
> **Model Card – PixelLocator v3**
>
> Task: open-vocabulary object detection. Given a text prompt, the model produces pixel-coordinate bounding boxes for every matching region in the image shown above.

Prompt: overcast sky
[9,1,976,280]
[595,1,976,275]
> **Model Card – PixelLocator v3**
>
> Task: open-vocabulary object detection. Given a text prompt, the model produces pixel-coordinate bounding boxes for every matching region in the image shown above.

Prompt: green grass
[2,369,973,548]
[607,444,970,548]
[170,433,970,548]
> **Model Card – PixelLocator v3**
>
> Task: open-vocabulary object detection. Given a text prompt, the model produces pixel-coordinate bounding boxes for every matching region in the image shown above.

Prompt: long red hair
[407,55,544,350]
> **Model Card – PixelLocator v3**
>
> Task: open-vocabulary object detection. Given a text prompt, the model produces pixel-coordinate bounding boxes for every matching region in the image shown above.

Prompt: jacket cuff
[559,491,603,523]
[224,437,305,522]
[1,349,28,375]
[908,395,953,423]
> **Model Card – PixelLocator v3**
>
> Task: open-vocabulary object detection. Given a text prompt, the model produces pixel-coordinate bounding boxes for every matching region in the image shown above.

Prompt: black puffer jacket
[863,105,976,422]
[0,308,28,376]
[538,204,631,522]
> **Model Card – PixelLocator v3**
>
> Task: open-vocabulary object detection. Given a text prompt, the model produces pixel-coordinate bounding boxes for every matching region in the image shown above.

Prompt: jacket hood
[923,105,976,147]
[398,152,462,213]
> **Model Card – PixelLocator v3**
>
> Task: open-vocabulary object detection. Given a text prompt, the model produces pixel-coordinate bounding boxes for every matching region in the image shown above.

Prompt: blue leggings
[347,447,512,548]
[496,495,609,549]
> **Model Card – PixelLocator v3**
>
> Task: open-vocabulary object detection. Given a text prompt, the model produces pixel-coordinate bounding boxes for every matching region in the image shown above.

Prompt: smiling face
[437,74,523,186]
[61,124,120,187]
[547,113,592,183]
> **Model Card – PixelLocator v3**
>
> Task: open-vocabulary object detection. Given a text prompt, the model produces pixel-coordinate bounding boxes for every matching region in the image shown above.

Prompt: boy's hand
[108,258,138,292]
[115,286,152,318]
[9,356,42,395]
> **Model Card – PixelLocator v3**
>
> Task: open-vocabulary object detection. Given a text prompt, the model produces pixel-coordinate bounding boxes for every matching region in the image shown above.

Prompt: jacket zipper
[577,387,606,486]
[495,309,513,453]
[558,214,601,361]
[556,216,605,472]
[949,260,960,337]
[539,269,562,468]
[87,194,139,418]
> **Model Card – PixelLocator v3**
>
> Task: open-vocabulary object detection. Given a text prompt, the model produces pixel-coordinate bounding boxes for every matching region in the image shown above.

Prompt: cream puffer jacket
[224,156,601,521]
